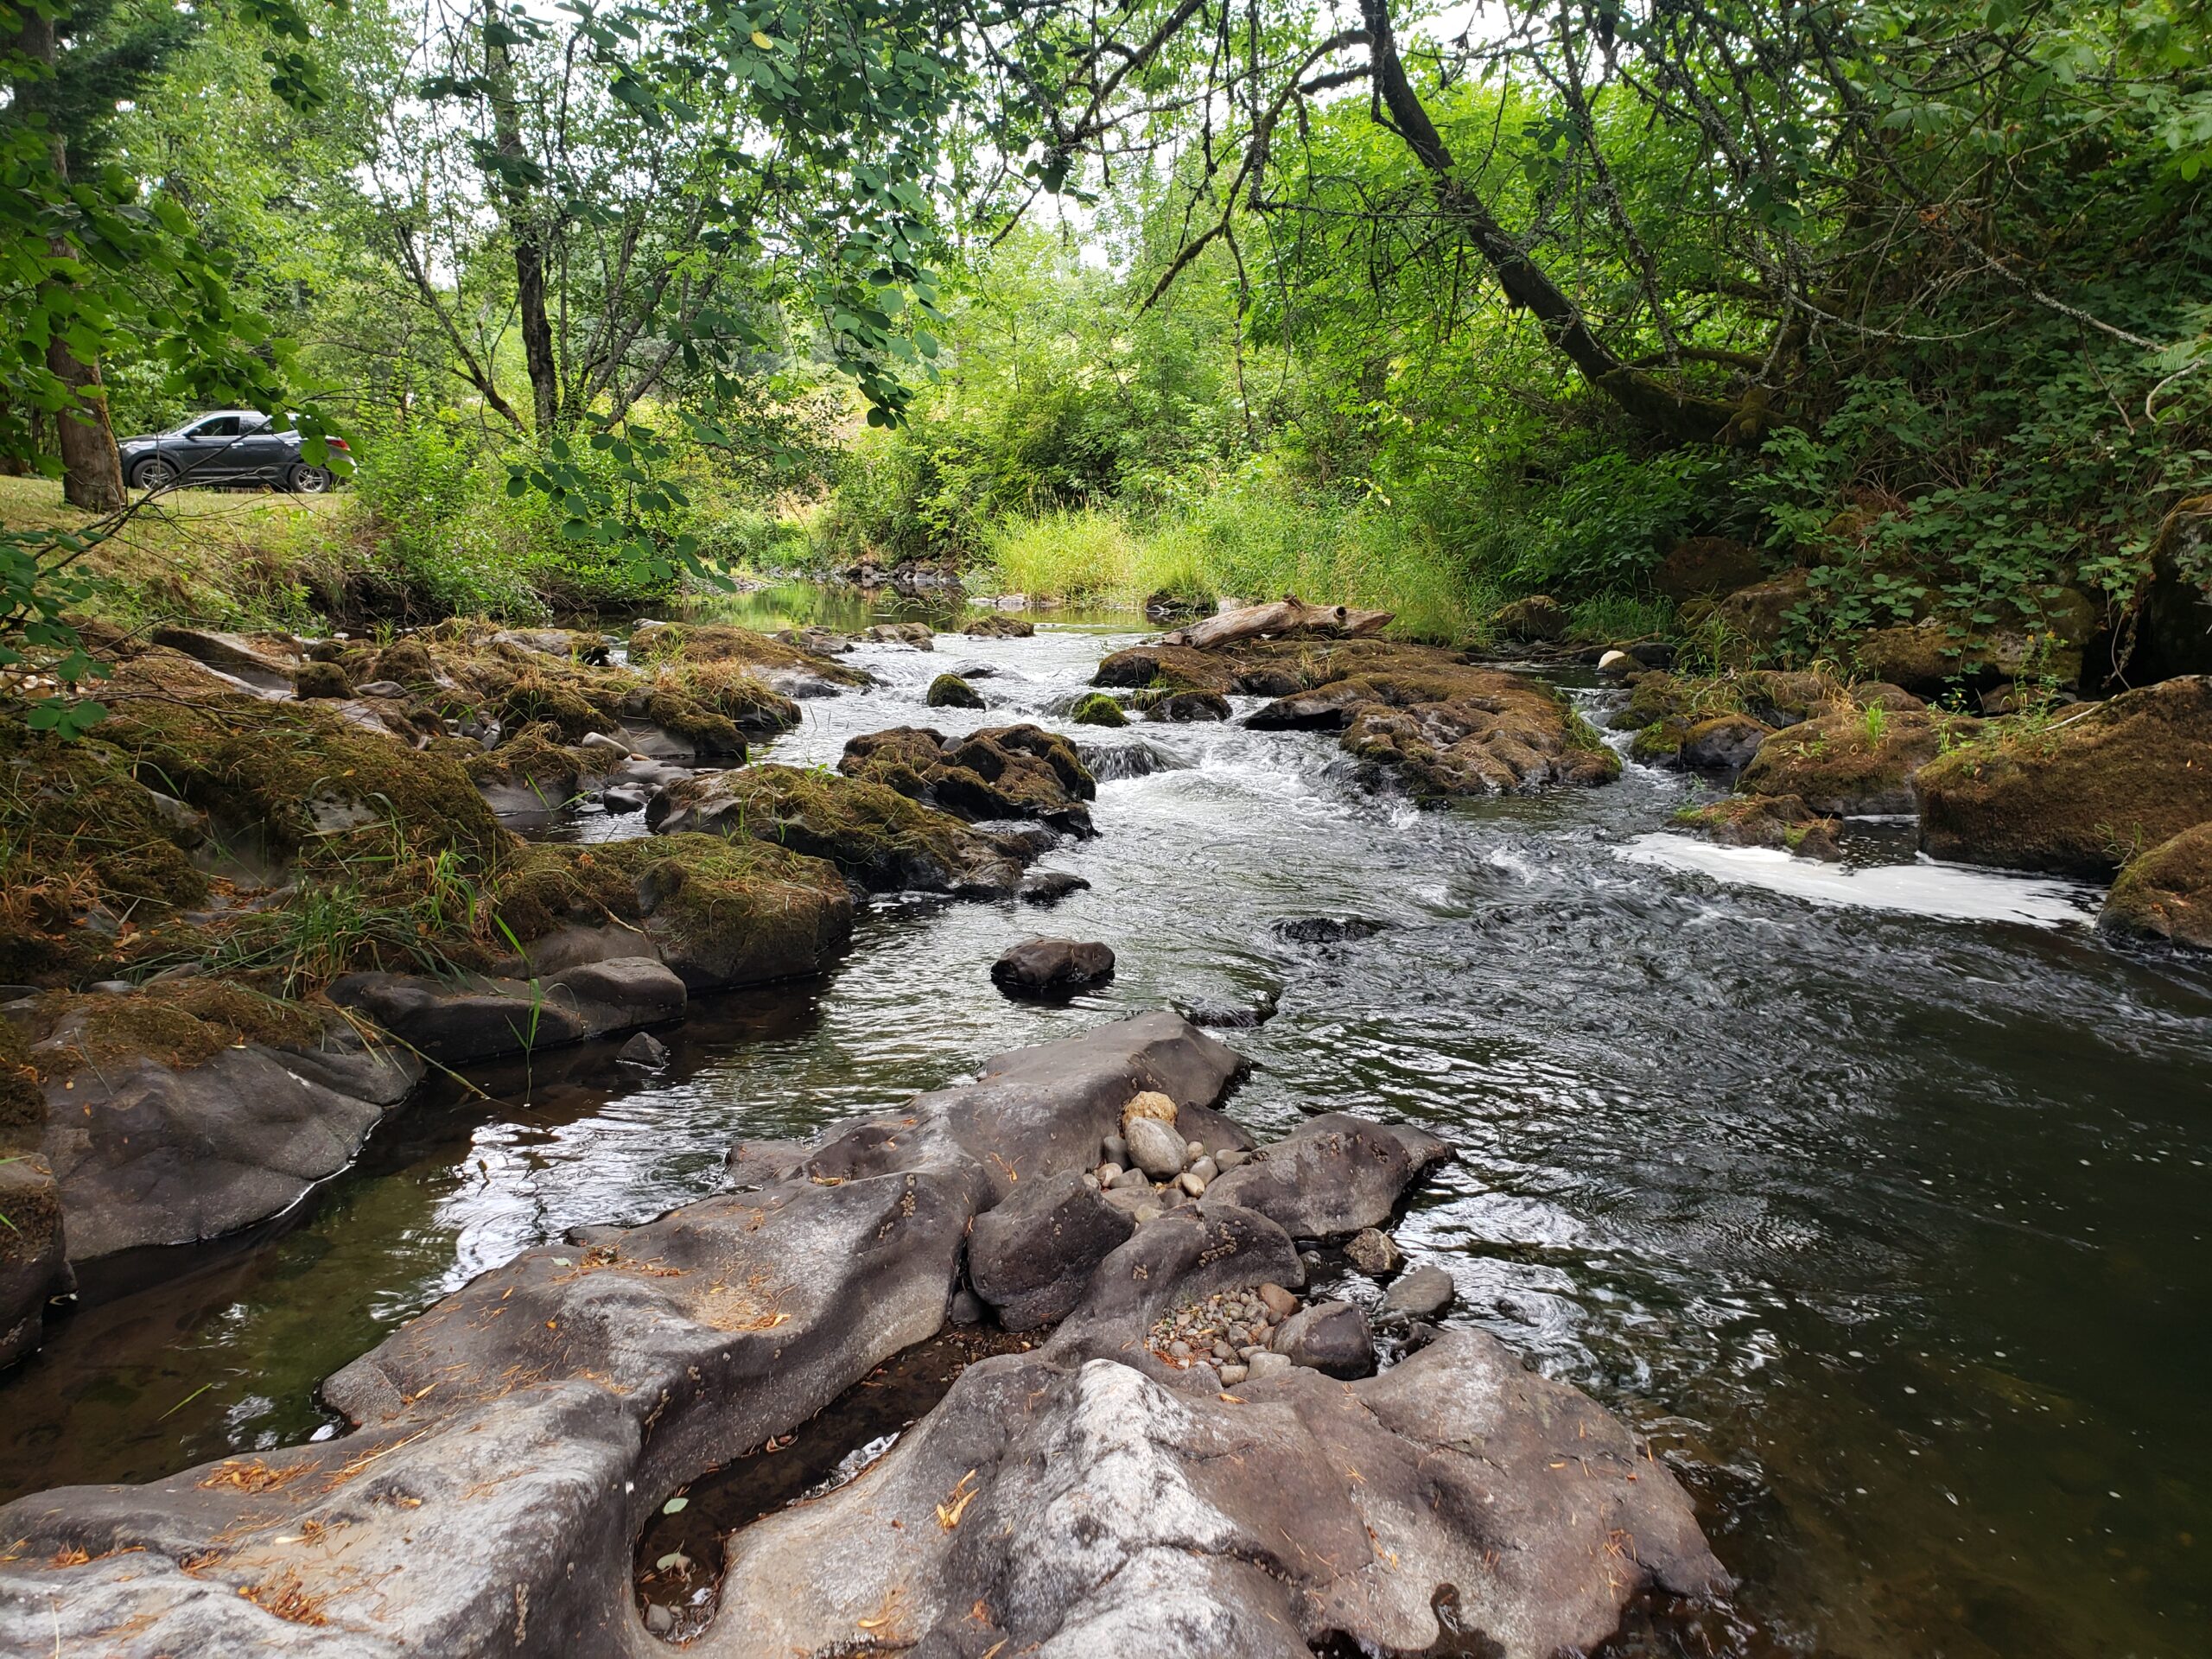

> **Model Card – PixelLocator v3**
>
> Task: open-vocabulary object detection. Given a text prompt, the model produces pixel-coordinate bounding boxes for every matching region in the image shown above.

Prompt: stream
[5,588,2209,1657]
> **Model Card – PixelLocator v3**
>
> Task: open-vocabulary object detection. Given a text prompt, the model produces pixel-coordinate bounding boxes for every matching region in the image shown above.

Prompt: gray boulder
[1205,1112,1452,1237]
[1383,1263,1456,1319]
[328,955,684,1065]
[991,937,1116,997]
[968,1169,1135,1330]
[1273,1299,1375,1378]
[1122,1114,1186,1179]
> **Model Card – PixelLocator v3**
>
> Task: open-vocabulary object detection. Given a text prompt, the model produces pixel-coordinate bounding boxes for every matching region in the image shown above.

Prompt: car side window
[240,415,270,435]
[186,416,241,439]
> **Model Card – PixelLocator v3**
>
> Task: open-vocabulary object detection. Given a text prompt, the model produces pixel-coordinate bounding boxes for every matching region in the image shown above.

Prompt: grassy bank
[978,473,1675,646]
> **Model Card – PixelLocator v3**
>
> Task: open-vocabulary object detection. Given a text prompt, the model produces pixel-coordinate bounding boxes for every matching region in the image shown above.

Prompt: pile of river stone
[1148,1282,1300,1385]
[1089,1088,1247,1219]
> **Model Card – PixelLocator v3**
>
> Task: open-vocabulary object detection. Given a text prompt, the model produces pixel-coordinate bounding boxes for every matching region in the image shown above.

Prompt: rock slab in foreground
[0,1014,1244,1656]
[702,1327,1721,1659]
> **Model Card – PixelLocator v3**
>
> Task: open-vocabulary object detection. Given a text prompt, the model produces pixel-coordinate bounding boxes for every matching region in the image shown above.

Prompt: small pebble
[1135,1205,1161,1224]
[1102,1134,1128,1166]
[1246,1352,1292,1380]
[1216,1147,1249,1169]
[1219,1363,1248,1386]
[1168,1340,1191,1359]
[1188,1156,1218,1184]
[1096,1162,1122,1184]
[1185,1141,1205,1161]
[646,1602,675,1635]
[1177,1171,1206,1197]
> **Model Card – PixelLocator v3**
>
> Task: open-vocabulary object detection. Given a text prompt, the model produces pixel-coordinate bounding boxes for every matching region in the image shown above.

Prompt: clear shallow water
[5,598,2209,1657]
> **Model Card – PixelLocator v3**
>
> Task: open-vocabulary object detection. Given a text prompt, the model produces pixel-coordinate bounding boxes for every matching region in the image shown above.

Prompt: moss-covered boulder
[105,695,509,874]
[926,673,986,709]
[1144,690,1231,722]
[1247,645,1620,797]
[498,673,621,742]
[1680,713,1773,772]
[1916,677,2212,875]
[1653,536,1764,601]
[1090,643,1236,696]
[647,764,1028,896]
[841,725,1096,836]
[1674,794,1842,860]
[659,661,802,736]
[487,834,854,989]
[1681,569,1810,650]
[964,613,1035,639]
[465,723,615,816]
[2100,823,2212,950]
[293,660,352,700]
[1071,692,1127,728]
[627,621,869,697]
[1739,706,1957,817]
[1491,595,1567,642]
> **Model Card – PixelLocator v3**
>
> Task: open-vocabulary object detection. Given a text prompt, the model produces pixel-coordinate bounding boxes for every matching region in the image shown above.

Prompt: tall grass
[984,467,1498,642]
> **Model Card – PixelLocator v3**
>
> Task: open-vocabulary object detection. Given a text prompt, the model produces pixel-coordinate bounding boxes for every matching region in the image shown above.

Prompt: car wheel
[129,456,177,491]
[287,462,333,494]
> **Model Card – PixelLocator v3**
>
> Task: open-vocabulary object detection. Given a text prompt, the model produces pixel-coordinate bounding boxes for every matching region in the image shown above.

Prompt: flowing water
[6,590,2209,1657]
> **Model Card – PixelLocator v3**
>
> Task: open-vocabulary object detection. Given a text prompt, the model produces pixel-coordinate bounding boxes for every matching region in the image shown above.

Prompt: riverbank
[0,592,2208,1656]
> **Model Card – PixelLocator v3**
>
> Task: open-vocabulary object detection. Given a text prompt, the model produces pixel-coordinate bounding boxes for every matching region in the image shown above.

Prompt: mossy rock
[664,662,802,736]
[964,613,1035,639]
[374,639,441,687]
[1071,692,1128,728]
[0,718,212,982]
[487,834,855,989]
[27,980,324,1082]
[627,622,870,690]
[499,675,620,743]
[293,661,353,700]
[1630,718,1689,764]
[1917,676,2212,876]
[1491,595,1567,643]
[841,726,1095,834]
[1738,706,1957,817]
[1090,644,1235,696]
[650,764,1026,896]
[640,690,747,760]
[2100,823,2212,950]
[102,696,512,875]
[466,723,608,811]
[1675,793,1840,858]
[926,673,986,709]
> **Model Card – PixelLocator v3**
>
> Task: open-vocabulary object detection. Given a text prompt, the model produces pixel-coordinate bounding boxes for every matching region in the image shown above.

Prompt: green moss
[642,690,747,758]
[926,673,985,709]
[629,622,868,687]
[103,696,512,874]
[1630,717,1689,763]
[374,639,439,686]
[35,981,325,1081]
[499,675,618,742]
[1071,692,1128,728]
[667,661,802,734]
[293,661,353,699]
[487,832,850,957]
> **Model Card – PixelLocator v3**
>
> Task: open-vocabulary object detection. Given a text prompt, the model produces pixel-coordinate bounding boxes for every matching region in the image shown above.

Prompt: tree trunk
[1163,594,1395,650]
[486,14,558,438]
[1357,0,1741,445]
[12,10,126,509]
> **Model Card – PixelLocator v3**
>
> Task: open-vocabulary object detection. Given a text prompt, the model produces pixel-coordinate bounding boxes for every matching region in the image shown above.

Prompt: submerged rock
[1383,1262,1457,1319]
[329,957,685,1065]
[1916,677,2212,875]
[1019,868,1090,905]
[1146,688,1231,722]
[2099,822,2212,949]
[992,937,1116,998]
[964,613,1034,639]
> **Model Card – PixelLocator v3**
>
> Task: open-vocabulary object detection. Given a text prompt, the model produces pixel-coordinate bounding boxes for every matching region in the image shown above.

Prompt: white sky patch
[1618,835,2102,929]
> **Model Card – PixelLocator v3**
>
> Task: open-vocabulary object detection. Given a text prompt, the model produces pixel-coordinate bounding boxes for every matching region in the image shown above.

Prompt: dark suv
[118,411,348,493]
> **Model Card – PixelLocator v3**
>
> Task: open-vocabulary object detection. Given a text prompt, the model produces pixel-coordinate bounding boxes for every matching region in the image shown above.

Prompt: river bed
[5,592,2208,1657]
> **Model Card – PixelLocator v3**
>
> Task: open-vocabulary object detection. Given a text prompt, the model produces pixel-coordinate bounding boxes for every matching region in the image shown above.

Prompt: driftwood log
[1162,593,1395,651]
